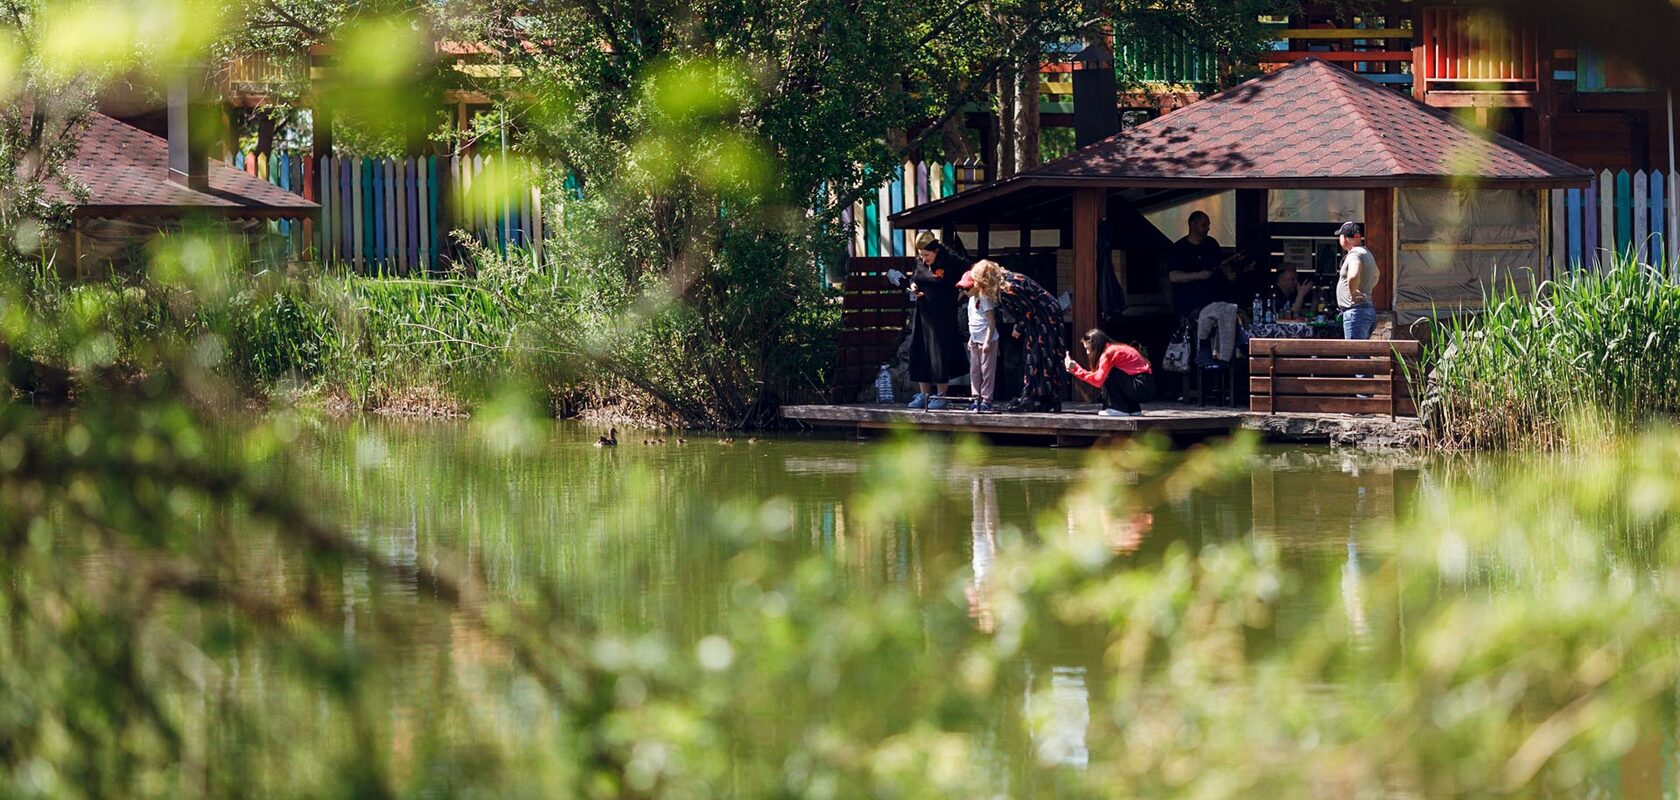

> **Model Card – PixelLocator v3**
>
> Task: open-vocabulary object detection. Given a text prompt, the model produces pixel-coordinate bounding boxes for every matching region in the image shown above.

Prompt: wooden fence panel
[1634,171,1648,263]
[1552,168,1677,273]
[839,161,968,257]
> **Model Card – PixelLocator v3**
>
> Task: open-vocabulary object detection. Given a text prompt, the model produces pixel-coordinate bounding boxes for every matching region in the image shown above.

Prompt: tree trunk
[998,67,1017,178]
[1015,51,1042,170]
[940,113,972,162]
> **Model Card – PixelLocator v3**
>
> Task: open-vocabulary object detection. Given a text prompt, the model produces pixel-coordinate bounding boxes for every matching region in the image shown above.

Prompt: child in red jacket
[1064,329,1155,417]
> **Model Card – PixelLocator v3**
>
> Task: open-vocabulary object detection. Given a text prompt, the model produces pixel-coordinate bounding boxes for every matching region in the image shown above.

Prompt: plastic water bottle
[1264,298,1275,324]
[1251,294,1263,323]
[874,364,894,404]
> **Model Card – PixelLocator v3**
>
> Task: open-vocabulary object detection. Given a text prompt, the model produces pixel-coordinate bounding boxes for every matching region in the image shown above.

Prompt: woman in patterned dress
[967,260,1066,413]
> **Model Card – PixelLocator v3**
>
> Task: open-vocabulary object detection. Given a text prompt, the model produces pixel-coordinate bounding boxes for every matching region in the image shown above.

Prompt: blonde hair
[970,259,1005,304]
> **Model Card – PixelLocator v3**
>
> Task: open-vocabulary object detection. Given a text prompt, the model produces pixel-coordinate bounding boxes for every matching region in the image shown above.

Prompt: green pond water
[248,418,1671,796]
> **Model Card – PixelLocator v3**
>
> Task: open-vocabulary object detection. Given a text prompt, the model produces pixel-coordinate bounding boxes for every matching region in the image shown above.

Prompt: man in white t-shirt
[1335,221,1380,340]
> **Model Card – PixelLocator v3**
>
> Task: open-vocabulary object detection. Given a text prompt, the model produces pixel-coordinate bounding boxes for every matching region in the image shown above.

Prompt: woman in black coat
[905,233,968,410]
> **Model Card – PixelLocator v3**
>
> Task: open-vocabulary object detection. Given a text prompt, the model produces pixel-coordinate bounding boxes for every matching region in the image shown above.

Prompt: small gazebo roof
[895,58,1590,228]
[47,113,317,220]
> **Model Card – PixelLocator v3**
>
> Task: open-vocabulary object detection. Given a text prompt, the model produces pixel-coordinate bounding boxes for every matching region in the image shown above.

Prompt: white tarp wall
[1268,189,1364,224]
[1143,191,1236,244]
[1395,188,1543,324]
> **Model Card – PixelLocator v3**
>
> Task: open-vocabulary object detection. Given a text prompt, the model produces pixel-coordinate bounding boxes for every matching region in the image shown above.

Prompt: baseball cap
[956,267,977,289]
[1336,221,1363,237]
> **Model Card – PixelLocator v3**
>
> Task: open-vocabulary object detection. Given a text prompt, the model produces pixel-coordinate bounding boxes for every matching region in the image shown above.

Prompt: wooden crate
[1248,339,1424,418]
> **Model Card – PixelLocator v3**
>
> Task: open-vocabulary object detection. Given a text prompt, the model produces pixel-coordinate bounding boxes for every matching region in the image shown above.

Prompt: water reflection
[1342,537,1370,647]
[1027,665,1090,769]
[968,477,999,633]
[282,421,1680,795]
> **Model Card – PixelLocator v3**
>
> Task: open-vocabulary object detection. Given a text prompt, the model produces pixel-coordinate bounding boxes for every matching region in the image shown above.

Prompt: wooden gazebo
[46,112,317,273]
[891,58,1592,340]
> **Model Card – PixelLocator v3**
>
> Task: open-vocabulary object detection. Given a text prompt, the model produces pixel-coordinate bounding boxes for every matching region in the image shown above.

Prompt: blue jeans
[1342,303,1375,340]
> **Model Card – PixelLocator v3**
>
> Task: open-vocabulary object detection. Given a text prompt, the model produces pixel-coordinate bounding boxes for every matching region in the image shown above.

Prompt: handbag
[1162,320,1192,373]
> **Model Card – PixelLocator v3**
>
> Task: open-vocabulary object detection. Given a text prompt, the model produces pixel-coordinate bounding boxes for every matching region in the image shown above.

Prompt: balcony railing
[224,52,305,92]
[1416,7,1539,93]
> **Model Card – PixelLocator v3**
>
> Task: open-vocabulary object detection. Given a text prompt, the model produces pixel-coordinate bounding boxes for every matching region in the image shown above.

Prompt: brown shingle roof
[890,59,1589,228]
[47,113,317,219]
[1032,58,1590,185]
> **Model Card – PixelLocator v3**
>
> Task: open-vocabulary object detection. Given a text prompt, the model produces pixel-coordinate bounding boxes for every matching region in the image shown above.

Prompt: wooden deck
[781,402,1243,444]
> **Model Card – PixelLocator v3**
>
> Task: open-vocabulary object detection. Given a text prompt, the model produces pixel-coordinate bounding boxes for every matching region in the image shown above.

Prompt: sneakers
[926,396,951,410]
[976,400,995,414]
[1098,408,1142,417]
[907,392,928,410]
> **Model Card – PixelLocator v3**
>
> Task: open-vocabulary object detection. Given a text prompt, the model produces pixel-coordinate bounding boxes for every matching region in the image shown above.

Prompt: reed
[1423,253,1680,450]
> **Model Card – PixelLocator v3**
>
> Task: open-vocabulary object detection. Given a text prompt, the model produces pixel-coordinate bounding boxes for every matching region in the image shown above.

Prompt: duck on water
[594,428,618,447]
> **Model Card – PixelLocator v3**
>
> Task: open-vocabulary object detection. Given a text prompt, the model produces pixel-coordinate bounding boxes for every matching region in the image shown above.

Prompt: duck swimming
[594,427,618,447]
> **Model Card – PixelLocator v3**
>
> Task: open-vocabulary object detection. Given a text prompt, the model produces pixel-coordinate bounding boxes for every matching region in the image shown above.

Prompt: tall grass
[1424,253,1680,449]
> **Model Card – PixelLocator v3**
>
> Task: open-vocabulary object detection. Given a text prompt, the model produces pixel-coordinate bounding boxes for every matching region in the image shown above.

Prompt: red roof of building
[893,58,1590,227]
[48,113,317,219]
[1032,58,1589,185]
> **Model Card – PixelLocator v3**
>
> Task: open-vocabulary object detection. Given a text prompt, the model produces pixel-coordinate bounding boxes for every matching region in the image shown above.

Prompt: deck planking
[782,402,1243,442]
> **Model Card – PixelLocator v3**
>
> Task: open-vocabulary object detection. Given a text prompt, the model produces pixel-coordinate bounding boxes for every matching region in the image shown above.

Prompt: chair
[1187,339,1243,407]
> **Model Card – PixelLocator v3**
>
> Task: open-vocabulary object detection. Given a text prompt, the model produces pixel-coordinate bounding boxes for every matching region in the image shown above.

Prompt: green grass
[1423,253,1680,450]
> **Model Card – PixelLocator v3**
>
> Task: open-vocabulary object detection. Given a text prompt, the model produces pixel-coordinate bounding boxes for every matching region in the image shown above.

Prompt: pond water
[266,418,1669,796]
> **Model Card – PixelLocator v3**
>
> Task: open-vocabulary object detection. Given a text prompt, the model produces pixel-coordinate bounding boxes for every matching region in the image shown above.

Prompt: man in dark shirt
[1166,210,1224,318]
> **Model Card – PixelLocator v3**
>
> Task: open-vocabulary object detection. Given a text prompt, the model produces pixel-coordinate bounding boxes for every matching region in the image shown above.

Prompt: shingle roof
[47,113,317,218]
[1032,58,1590,185]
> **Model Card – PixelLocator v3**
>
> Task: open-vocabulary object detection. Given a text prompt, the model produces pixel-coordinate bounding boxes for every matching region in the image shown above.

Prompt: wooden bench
[1248,339,1424,418]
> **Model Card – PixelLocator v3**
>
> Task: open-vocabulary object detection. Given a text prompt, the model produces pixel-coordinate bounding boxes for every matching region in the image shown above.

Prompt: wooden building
[44,111,318,273]
[889,59,1591,355]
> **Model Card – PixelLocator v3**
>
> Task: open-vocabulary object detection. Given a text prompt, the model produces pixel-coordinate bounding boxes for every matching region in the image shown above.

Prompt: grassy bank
[1422,256,1680,449]
[7,241,840,428]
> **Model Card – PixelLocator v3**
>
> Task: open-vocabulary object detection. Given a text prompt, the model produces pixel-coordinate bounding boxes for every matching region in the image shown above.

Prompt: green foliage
[1422,253,1680,449]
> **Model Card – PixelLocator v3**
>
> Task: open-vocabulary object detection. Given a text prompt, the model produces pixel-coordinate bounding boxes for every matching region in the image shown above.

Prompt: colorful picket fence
[1550,169,1678,275]
[231,150,546,273]
[841,161,967,258]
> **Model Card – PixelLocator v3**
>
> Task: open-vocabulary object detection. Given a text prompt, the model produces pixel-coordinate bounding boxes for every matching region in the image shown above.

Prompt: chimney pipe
[167,62,215,191]
[1072,43,1119,148]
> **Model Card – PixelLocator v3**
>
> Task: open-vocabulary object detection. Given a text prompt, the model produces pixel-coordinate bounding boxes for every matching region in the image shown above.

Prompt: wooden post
[978,223,990,257]
[1365,187,1396,313]
[70,218,83,281]
[1536,31,1556,154]
[1235,189,1270,264]
[1072,188,1102,361]
[313,104,333,160]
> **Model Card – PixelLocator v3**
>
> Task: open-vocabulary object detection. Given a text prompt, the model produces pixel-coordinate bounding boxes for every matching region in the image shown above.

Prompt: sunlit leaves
[314,14,437,149]
[33,0,228,82]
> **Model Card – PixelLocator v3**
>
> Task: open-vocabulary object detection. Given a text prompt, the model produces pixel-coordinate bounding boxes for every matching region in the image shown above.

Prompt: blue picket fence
[1551,169,1676,274]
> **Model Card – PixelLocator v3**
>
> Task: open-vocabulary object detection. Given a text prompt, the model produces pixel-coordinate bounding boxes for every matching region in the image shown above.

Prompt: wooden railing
[224,52,305,89]
[1249,339,1423,418]
[1417,7,1539,92]
[1258,24,1415,87]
